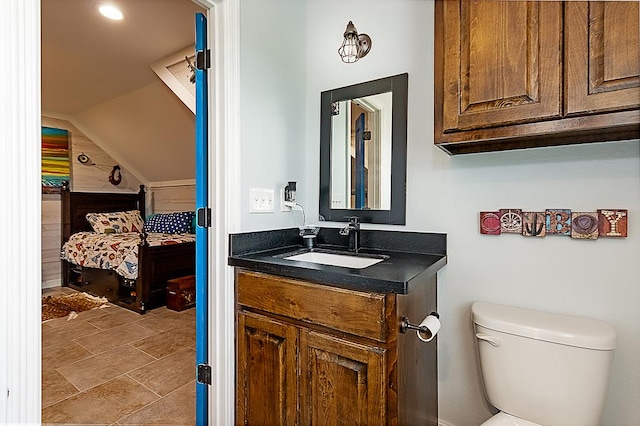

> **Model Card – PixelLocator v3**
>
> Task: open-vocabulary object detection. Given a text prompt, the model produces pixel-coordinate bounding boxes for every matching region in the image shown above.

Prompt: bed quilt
[61,232,195,279]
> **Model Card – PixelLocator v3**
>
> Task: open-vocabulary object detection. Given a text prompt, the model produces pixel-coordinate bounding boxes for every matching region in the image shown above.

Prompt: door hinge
[197,364,212,385]
[196,49,211,70]
[197,207,212,228]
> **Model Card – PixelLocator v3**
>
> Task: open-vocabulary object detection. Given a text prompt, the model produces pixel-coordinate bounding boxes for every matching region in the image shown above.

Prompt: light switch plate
[249,188,274,213]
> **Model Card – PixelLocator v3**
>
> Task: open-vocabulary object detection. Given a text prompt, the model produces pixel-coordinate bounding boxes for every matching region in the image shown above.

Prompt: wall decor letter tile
[480,212,501,235]
[522,212,546,237]
[499,209,523,234]
[546,209,571,235]
[598,209,628,237]
[571,212,599,240]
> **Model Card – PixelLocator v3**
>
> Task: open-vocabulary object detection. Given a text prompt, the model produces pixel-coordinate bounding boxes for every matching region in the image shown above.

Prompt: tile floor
[42,287,196,425]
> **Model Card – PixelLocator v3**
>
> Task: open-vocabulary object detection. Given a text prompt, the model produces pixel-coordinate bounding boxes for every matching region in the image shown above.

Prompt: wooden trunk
[166,275,196,311]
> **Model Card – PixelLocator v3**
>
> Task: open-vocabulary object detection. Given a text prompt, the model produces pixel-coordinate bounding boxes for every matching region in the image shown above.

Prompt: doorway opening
[40,0,204,423]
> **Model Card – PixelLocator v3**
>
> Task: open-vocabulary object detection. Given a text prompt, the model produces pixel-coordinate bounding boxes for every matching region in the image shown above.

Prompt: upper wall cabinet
[565,2,640,116]
[434,1,640,155]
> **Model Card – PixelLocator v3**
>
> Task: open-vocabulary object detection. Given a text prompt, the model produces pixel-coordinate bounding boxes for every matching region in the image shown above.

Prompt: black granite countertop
[228,227,447,294]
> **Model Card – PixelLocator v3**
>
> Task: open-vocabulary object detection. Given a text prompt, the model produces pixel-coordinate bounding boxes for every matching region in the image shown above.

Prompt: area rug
[42,292,108,322]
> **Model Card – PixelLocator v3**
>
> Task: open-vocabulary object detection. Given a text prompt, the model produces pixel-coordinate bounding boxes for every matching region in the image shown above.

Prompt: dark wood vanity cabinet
[235,269,438,425]
[434,0,640,155]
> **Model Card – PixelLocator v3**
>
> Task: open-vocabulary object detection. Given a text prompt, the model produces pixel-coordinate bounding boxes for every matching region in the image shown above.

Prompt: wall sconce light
[338,21,371,63]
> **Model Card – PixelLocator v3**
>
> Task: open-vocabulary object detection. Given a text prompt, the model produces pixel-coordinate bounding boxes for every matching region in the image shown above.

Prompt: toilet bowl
[480,412,541,426]
[472,302,616,426]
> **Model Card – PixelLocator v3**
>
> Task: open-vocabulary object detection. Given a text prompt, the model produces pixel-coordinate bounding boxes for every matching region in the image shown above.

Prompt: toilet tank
[472,302,616,426]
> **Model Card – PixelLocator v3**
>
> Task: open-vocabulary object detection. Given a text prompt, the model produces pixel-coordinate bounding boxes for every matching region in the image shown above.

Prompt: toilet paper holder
[400,311,440,334]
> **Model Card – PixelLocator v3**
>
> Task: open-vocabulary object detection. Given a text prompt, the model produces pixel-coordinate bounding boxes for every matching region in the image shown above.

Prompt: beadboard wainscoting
[148,181,196,214]
[41,195,62,288]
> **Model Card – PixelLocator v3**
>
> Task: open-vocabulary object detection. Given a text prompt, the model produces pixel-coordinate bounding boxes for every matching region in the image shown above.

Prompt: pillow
[145,211,195,234]
[86,210,144,234]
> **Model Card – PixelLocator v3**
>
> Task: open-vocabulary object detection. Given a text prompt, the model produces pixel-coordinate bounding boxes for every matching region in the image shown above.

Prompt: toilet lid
[480,412,541,426]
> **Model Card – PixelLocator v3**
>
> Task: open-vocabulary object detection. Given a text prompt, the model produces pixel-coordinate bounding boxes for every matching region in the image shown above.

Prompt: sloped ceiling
[41,0,205,183]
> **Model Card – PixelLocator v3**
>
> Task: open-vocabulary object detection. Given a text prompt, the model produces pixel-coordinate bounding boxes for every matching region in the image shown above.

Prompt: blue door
[194,12,209,426]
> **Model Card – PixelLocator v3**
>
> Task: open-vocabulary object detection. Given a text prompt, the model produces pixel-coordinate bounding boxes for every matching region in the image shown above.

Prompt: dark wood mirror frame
[319,73,408,224]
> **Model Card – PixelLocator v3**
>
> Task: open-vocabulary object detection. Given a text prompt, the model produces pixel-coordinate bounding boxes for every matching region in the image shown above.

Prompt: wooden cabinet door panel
[565,2,640,115]
[442,0,562,132]
[300,330,386,425]
[237,311,298,426]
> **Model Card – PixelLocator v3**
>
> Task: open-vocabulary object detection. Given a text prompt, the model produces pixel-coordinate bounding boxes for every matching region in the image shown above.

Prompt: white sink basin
[284,251,384,269]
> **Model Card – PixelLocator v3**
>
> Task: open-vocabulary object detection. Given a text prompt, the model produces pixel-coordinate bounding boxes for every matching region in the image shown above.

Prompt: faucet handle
[345,216,360,225]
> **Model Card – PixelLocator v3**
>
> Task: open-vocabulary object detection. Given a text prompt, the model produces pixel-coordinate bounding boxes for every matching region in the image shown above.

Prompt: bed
[60,185,196,314]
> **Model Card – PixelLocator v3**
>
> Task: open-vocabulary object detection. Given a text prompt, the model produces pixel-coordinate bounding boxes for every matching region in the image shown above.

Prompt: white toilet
[472,302,616,426]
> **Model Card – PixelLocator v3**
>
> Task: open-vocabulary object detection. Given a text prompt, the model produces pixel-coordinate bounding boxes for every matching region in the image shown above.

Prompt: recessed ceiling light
[98,5,123,20]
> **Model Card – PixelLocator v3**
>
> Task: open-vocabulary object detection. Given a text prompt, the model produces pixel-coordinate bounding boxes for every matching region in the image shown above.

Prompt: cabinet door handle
[476,333,500,347]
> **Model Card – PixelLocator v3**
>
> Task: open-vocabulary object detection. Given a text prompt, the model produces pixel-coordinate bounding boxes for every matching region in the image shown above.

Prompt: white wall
[239,0,308,231]
[75,80,195,183]
[303,1,640,425]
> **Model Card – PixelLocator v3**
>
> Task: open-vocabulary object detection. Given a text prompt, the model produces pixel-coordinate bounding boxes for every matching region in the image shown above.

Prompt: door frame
[193,1,240,423]
[0,0,240,424]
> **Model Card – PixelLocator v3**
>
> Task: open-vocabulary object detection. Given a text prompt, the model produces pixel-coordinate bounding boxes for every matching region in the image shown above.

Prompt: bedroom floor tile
[43,288,197,425]
[86,308,143,330]
[137,307,194,332]
[57,345,156,392]
[127,347,196,397]
[42,340,94,370]
[42,287,76,296]
[42,375,159,424]
[73,323,155,354]
[132,325,196,359]
[117,380,196,425]
[42,320,101,349]
[42,369,79,408]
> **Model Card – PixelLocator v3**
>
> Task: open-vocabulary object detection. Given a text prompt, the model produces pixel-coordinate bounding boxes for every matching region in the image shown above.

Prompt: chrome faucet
[339,216,361,253]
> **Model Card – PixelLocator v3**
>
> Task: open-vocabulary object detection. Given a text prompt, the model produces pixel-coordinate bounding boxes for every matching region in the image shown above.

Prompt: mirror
[320,73,408,224]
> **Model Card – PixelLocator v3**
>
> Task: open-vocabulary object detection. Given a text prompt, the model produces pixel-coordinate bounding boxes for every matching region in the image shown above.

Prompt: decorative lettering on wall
[479,212,501,235]
[546,209,571,236]
[599,209,628,237]
[499,209,522,234]
[522,212,546,237]
[480,209,628,239]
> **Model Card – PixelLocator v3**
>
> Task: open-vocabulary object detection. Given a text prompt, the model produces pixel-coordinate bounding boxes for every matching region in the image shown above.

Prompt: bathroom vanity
[229,227,446,425]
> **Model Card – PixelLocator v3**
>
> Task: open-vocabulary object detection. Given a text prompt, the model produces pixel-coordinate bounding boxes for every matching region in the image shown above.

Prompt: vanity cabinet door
[299,329,387,425]
[439,0,562,134]
[565,2,640,116]
[236,311,298,426]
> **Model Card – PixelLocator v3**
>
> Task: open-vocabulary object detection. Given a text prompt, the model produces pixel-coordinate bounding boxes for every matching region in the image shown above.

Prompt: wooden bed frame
[61,185,195,314]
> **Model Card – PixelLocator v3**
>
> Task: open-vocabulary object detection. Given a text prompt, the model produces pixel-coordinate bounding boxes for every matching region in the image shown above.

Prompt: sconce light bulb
[340,35,360,63]
[338,21,371,63]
